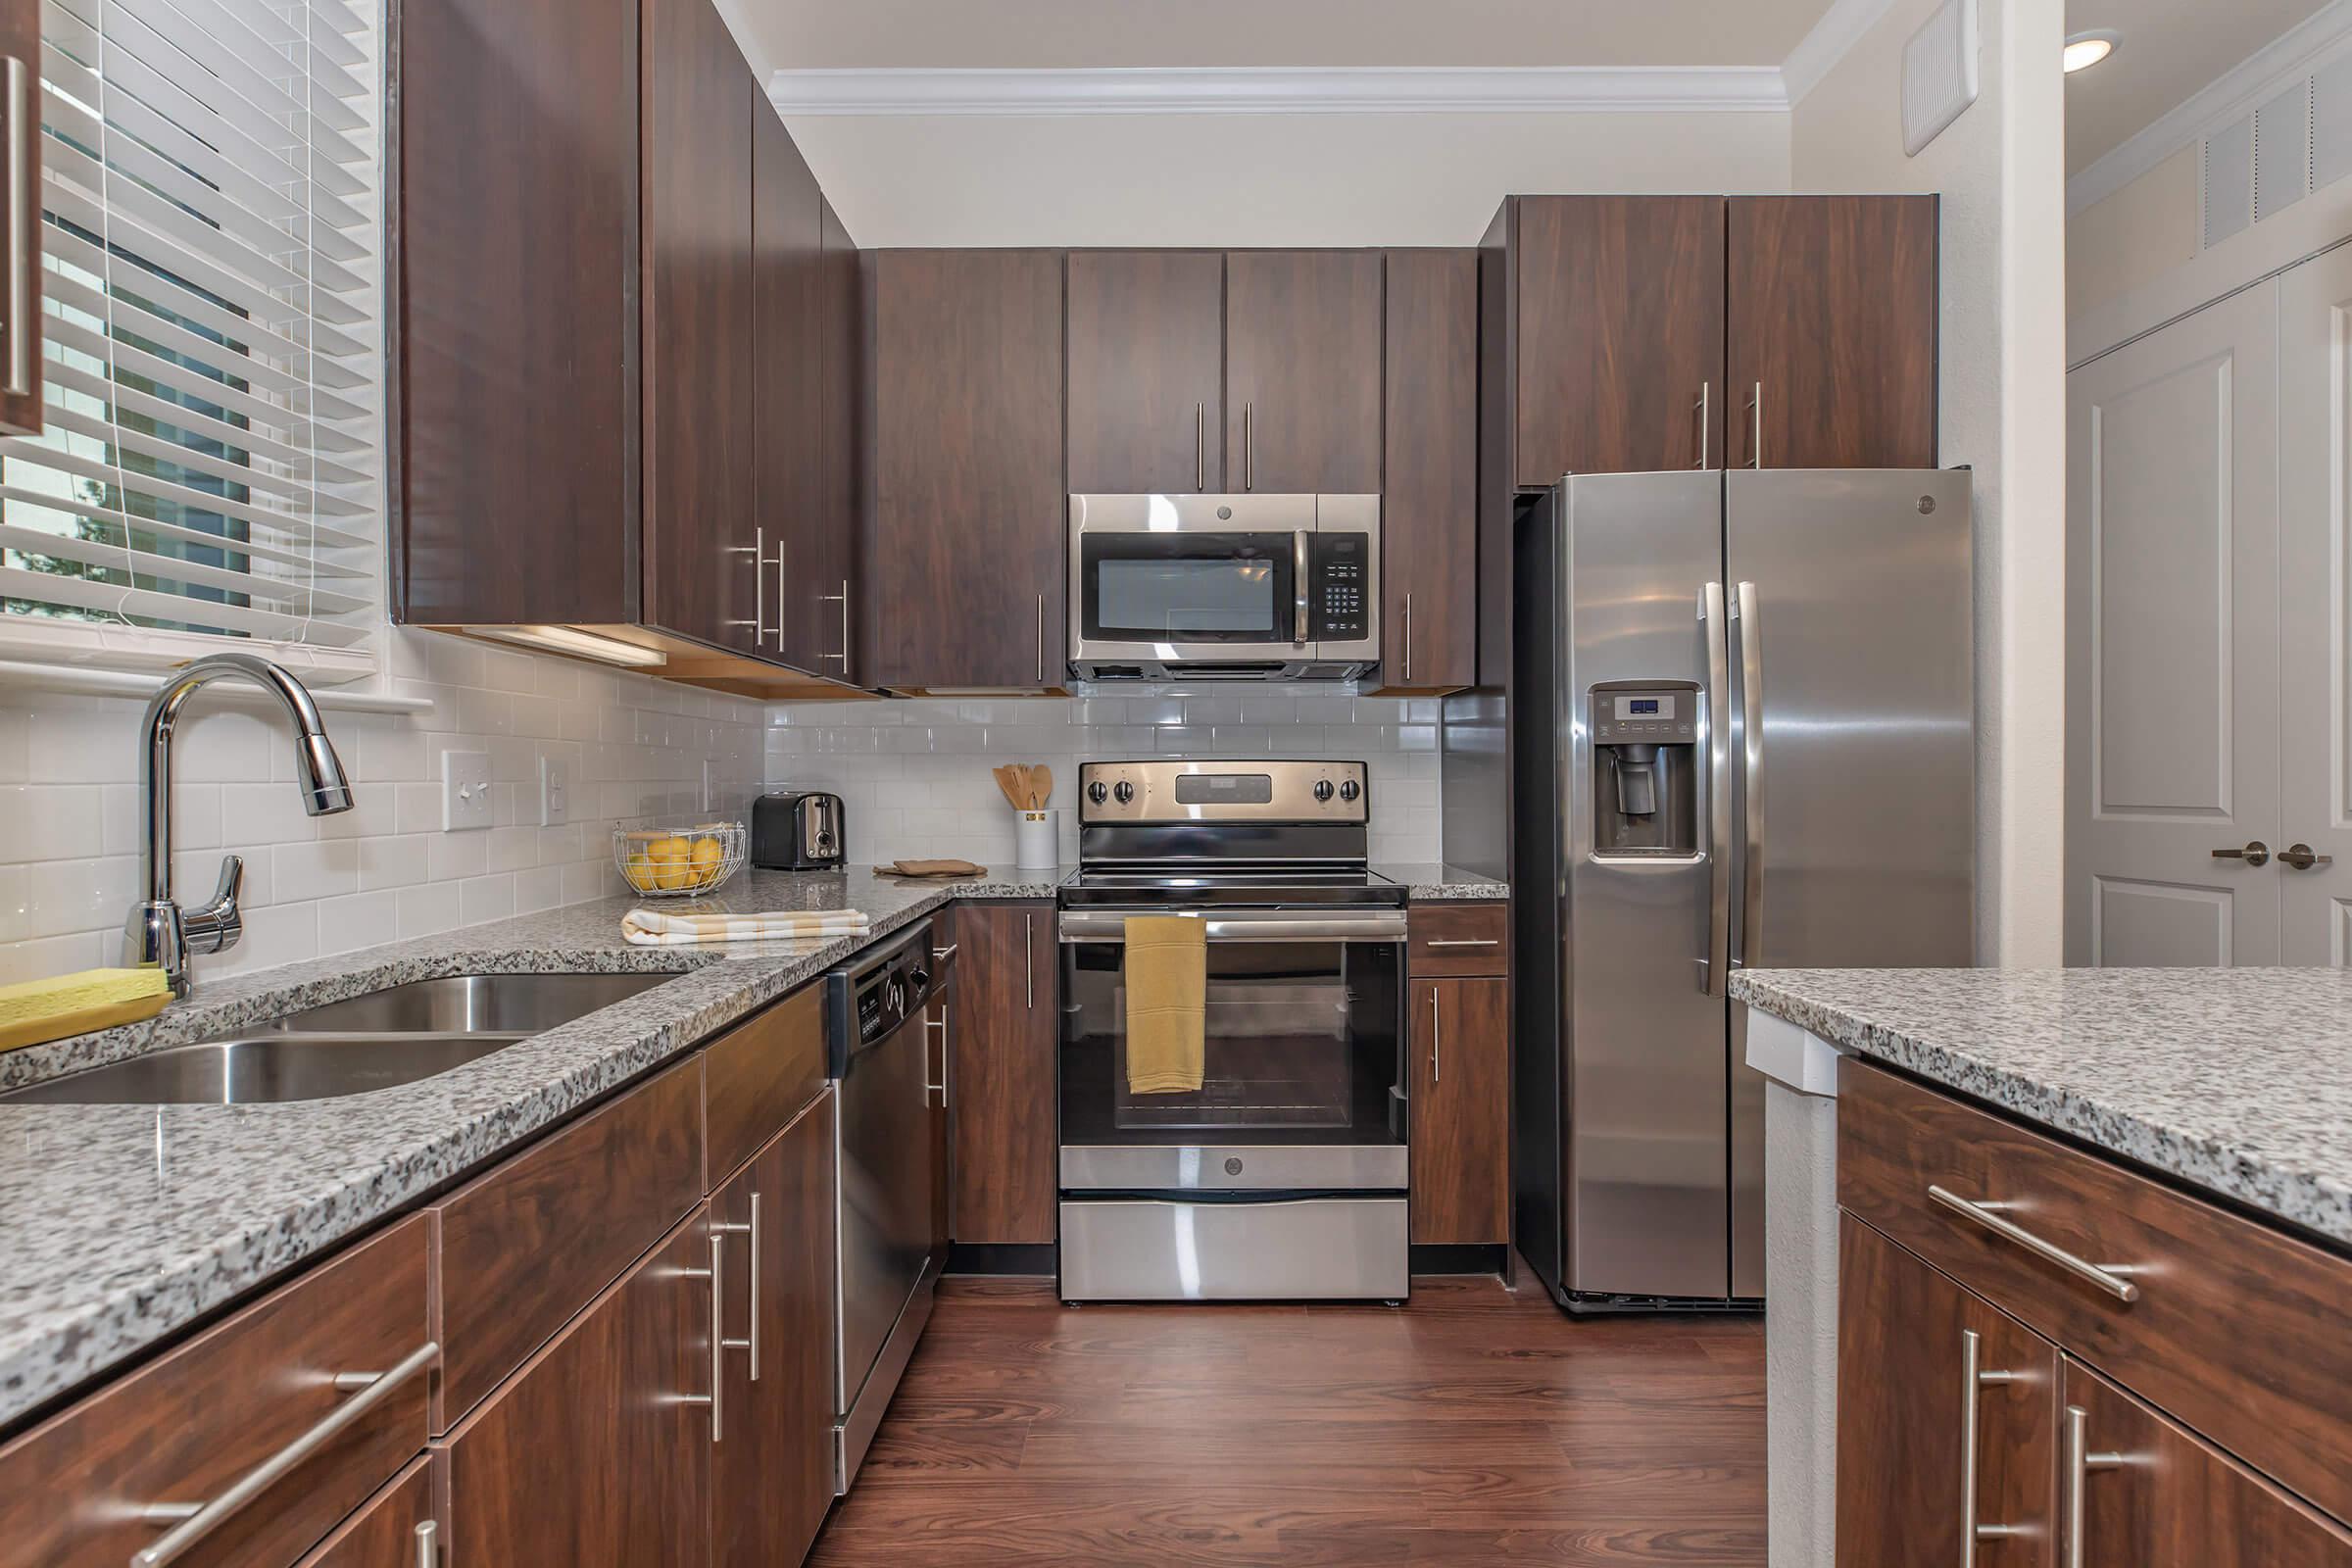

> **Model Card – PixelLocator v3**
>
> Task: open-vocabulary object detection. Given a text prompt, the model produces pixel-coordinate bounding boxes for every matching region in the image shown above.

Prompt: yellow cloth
[1122,916,1205,1095]
[0,968,171,1052]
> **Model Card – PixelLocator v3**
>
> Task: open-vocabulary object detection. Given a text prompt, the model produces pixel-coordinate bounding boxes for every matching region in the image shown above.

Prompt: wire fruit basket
[613,822,747,899]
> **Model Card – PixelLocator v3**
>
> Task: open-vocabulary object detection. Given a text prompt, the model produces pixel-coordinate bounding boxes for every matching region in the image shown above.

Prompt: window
[0,0,381,673]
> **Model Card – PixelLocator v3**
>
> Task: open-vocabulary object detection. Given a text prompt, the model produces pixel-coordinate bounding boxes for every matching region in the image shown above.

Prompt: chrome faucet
[123,655,355,998]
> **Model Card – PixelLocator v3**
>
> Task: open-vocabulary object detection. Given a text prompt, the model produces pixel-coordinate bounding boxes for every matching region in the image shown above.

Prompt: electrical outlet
[442,750,493,831]
[540,757,569,827]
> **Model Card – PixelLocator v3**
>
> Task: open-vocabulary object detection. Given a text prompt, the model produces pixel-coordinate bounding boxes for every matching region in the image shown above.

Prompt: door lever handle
[2281,843,2333,871]
[2212,841,2271,867]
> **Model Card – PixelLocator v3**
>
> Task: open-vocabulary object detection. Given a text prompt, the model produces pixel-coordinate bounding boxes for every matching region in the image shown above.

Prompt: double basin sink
[0,972,672,1106]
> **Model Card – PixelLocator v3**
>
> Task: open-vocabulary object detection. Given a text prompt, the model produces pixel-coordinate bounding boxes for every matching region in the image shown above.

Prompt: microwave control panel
[1309,533,1370,641]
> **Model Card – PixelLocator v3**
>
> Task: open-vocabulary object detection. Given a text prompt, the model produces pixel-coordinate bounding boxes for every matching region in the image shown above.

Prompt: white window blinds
[0,0,380,655]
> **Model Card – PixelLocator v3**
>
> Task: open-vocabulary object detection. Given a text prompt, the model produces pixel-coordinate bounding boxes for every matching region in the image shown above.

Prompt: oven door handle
[1057,908,1407,944]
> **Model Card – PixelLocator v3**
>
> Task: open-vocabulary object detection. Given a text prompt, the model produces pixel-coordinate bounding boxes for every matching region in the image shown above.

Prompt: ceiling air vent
[1901,0,1980,157]
[2315,53,2352,194]
[2254,80,2312,221]
[2204,117,2255,248]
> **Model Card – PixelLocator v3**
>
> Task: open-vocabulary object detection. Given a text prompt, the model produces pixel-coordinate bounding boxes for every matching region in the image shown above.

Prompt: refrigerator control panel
[1592,691,1697,744]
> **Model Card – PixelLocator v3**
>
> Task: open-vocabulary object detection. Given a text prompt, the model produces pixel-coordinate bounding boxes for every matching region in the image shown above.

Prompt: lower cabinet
[439,1206,715,1567]
[294,1457,439,1568]
[949,903,1058,1245]
[1407,975,1508,1244]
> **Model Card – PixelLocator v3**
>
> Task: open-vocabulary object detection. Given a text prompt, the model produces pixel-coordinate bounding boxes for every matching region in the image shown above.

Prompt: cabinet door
[753,102,826,673]
[1066,251,1225,494]
[815,198,861,683]
[293,1457,438,1568]
[1376,250,1478,693]
[1408,976,1508,1245]
[643,0,756,650]
[442,1206,712,1568]
[1838,1214,2058,1568]
[712,1093,836,1568]
[1726,195,1937,470]
[1224,250,1384,494]
[2062,1359,2352,1566]
[869,250,1065,689]
[1512,196,1725,484]
[0,0,37,437]
[949,905,1058,1244]
[927,976,956,1256]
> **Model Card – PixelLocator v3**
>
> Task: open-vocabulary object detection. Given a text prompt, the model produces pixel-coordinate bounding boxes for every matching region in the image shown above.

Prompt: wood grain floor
[810,1260,1766,1565]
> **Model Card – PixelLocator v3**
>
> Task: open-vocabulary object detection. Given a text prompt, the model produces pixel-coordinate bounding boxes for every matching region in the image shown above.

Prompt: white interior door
[2064,281,2281,966]
[2278,252,2352,964]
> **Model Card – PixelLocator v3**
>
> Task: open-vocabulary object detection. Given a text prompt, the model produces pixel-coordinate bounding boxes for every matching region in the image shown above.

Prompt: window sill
[0,623,432,715]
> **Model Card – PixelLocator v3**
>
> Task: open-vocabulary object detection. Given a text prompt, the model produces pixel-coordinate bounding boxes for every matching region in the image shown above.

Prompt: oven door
[1056,906,1408,1193]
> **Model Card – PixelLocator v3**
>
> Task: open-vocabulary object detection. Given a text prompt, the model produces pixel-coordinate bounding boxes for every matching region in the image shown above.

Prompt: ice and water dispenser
[1590,684,1699,855]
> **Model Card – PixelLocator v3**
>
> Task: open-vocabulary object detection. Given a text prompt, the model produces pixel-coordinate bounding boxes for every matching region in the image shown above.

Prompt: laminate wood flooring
[809,1259,1766,1565]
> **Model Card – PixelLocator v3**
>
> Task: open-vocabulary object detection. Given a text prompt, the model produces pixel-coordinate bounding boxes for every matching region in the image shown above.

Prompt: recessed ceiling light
[2063,29,2119,74]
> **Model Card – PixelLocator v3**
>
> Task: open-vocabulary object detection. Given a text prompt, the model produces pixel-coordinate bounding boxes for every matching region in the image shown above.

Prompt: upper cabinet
[867,250,1067,691]
[0,0,39,437]
[1224,250,1385,494]
[1066,250,1226,494]
[753,109,826,672]
[815,198,863,685]
[1726,195,1939,470]
[1375,249,1479,693]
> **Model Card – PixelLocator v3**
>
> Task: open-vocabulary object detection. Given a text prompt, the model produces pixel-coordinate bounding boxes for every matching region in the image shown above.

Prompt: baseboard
[946,1242,1058,1276]
[1409,1243,1509,1275]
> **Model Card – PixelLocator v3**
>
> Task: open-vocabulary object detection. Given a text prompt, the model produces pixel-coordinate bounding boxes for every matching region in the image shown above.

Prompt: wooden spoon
[1031,764,1053,809]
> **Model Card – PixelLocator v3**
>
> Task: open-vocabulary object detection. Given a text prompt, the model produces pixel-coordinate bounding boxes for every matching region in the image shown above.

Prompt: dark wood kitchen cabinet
[815,197,862,683]
[1726,196,1938,470]
[867,250,1067,691]
[1375,249,1479,693]
[1066,250,1226,494]
[711,1091,837,1568]
[1224,250,1384,494]
[949,904,1059,1244]
[0,0,40,437]
[754,101,828,673]
[1408,975,1509,1245]
[293,1458,439,1568]
[640,0,757,651]
[1837,1213,2058,1567]
[440,1206,713,1568]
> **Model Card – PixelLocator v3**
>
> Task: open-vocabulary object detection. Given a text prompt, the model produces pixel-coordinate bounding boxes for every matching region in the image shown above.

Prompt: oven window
[1060,938,1403,1144]
[1081,533,1294,643]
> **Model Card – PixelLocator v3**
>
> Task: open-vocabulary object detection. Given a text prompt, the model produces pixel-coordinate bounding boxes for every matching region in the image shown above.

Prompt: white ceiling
[2066,0,2333,174]
[733,0,1838,74]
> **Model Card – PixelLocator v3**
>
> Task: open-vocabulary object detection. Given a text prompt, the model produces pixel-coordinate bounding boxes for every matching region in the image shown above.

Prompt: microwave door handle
[1294,531,1310,646]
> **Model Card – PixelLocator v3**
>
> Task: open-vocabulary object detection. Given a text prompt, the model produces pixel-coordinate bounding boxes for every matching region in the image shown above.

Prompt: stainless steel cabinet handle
[1429,987,1441,1084]
[771,547,787,651]
[1744,381,1763,468]
[1734,581,1764,970]
[1245,401,1255,490]
[1693,382,1710,469]
[1195,402,1204,491]
[711,1194,760,1380]
[1959,1328,2032,1564]
[723,527,763,643]
[130,1341,441,1567]
[1702,583,1732,997]
[1024,913,1035,1007]
[678,1234,725,1441]
[3,57,29,401]
[2212,841,2271,867]
[1425,938,1499,949]
[1402,592,1412,682]
[931,943,959,966]
[2281,843,2333,870]
[926,1007,950,1104]
[2063,1404,2128,1568]
[819,580,851,667]
[1293,530,1309,645]
[415,1519,438,1568]
[1036,593,1045,683]
[1928,1185,2140,1303]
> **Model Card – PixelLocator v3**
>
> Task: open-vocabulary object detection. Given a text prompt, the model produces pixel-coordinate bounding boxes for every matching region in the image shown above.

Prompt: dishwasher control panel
[823,918,939,1077]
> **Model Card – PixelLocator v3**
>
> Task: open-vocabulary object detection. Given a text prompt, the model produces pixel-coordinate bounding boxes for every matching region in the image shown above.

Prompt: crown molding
[766,65,1791,118]
[2067,0,2352,218]
[1782,0,1900,107]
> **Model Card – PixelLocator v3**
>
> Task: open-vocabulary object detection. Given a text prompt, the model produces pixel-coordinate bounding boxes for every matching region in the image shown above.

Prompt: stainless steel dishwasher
[824,918,949,1494]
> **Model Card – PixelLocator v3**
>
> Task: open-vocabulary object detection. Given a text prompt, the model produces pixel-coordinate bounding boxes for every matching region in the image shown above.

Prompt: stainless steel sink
[0,972,673,1105]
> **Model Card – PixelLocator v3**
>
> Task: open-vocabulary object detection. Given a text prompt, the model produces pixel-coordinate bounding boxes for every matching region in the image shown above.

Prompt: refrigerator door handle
[1701,582,1733,997]
[1735,580,1764,970]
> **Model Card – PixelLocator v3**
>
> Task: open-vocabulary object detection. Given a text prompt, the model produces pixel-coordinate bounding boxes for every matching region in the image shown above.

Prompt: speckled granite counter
[1374,864,1508,900]
[1731,967,2352,1250]
[0,866,1063,1428]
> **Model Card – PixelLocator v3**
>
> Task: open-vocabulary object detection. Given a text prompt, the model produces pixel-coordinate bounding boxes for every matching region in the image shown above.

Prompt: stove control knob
[1113,780,1136,805]
[1312,779,1335,804]
[1087,780,1109,806]
[1338,779,1361,803]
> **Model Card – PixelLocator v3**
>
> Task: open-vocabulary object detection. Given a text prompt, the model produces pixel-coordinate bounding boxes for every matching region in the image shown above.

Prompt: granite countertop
[1376,864,1509,900]
[0,858,1500,1427]
[1732,967,2352,1250]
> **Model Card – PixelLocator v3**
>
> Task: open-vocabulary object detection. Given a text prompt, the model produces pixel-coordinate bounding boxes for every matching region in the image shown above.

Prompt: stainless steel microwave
[1065,493,1380,681]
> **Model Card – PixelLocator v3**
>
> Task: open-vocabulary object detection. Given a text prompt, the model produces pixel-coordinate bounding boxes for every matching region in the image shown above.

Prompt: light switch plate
[540,757,569,827]
[442,750,493,832]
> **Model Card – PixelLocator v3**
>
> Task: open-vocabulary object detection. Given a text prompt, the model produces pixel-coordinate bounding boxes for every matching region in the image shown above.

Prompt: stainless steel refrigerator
[1505,467,1973,1310]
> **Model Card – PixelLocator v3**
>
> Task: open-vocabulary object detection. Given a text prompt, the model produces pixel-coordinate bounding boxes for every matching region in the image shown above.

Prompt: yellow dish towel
[1123,915,1205,1095]
[623,907,870,946]
[0,968,171,1053]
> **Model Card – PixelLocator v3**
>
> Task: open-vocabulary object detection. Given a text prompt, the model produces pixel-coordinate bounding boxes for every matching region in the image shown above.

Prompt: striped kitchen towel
[622,907,871,946]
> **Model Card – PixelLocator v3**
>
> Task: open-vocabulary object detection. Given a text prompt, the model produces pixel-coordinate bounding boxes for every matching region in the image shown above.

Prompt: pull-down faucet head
[124,654,355,998]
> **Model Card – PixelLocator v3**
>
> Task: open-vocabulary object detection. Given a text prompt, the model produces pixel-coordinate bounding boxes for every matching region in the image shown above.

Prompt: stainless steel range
[1056,760,1409,1301]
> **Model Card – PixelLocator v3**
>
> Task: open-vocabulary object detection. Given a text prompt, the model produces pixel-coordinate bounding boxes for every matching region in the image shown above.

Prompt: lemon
[622,854,659,894]
[648,836,694,891]
[690,837,724,871]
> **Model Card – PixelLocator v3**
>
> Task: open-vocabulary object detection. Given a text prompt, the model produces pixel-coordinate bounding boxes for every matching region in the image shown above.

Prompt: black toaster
[752,790,846,870]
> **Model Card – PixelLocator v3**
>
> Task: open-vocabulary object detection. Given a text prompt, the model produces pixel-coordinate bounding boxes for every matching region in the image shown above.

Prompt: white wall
[765,691,1446,868]
[1791,0,2068,966]
[0,629,767,986]
[783,110,1791,247]
[2067,145,2201,321]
